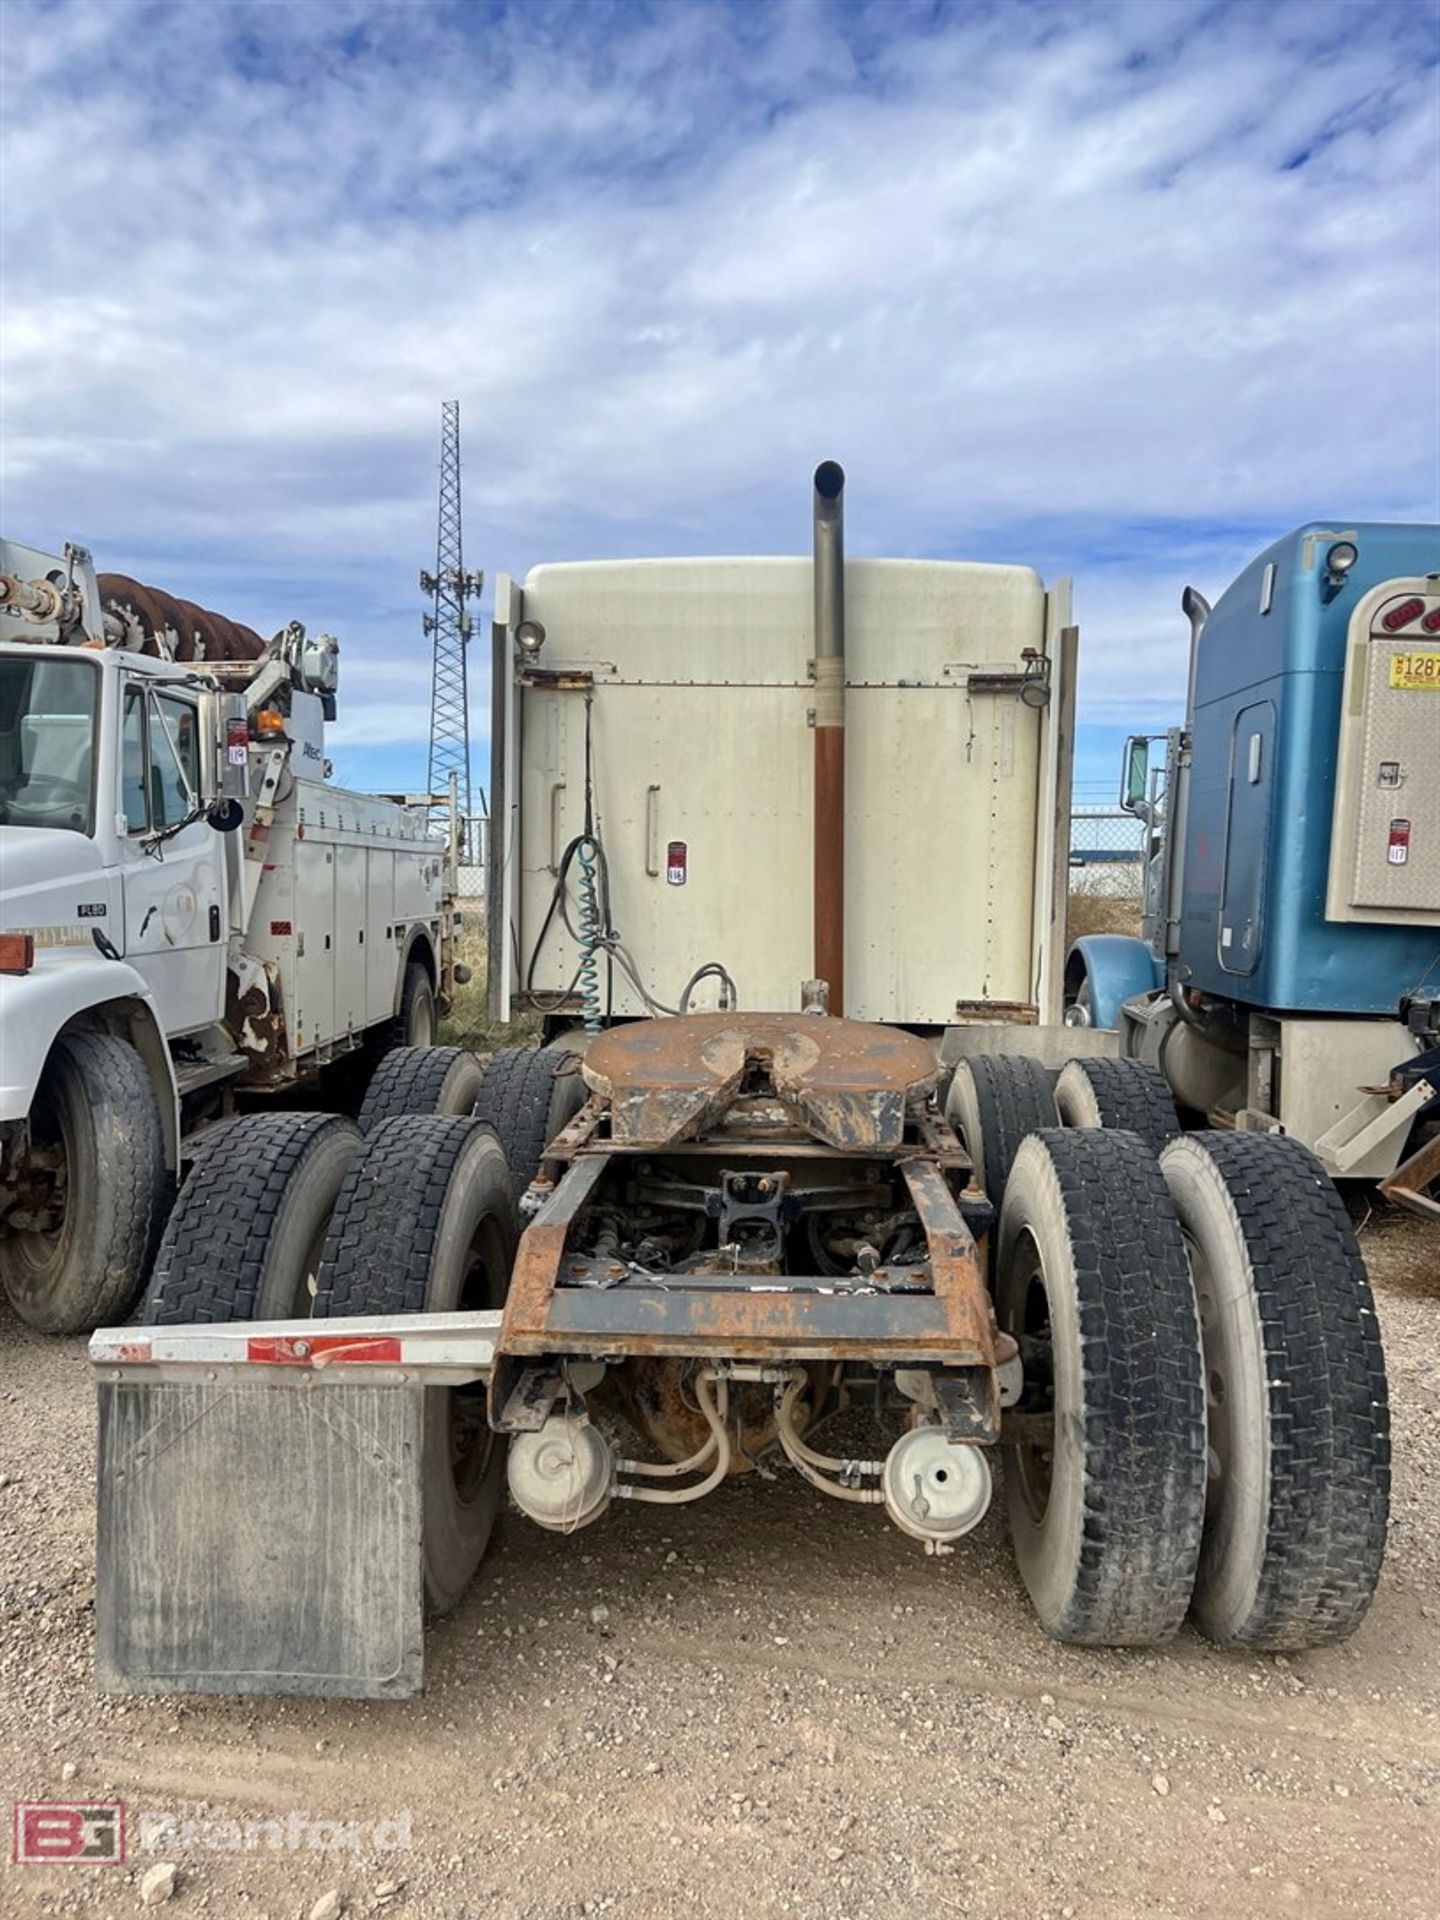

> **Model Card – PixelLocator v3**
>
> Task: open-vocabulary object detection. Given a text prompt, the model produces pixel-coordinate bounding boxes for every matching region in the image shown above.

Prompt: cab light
[255,710,287,736]
[0,933,35,974]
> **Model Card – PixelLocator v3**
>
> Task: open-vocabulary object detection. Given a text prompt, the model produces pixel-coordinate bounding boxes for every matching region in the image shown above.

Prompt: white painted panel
[332,844,366,1034]
[366,850,396,1026]
[294,841,335,1049]
[247,821,299,1050]
[519,680,810,1016]
[512,554,1056,1023]
[1277,1015,1419,1169]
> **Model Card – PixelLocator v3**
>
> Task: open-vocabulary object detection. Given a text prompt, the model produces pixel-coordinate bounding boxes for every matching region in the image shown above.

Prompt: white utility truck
[0,539,460,1333]
[90,469,1388,1697]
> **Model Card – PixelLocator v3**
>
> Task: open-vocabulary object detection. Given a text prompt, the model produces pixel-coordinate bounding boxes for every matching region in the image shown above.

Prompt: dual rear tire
[142,1043,583,1614]
[315,1117,518,1613]
[1162,1131,1389,1647]
[145,1105,518,1616]
[997,1125,1389,1650]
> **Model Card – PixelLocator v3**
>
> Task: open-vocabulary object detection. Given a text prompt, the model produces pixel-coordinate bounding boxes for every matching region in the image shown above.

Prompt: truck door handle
[548,782,566,875]
[209,905,221,941]
[645,785,661,876]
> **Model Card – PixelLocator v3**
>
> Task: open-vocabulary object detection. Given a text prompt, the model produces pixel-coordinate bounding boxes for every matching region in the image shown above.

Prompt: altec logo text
[12,1802,126,1865]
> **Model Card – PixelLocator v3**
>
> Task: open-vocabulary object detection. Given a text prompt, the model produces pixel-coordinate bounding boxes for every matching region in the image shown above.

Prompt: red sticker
[666,841,688,886]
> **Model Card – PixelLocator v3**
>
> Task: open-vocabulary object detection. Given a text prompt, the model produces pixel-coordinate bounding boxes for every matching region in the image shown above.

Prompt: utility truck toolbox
[91,467,1390,1700]
[0,537,456,1335]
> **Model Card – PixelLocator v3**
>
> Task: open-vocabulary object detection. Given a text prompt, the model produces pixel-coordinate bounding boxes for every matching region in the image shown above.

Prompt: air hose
[521,690,738,1023]
[575,834,605,1036]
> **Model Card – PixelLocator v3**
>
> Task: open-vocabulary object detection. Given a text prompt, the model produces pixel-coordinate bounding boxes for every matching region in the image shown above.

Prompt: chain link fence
[456,813,489,903]
[1069,807,1146,912]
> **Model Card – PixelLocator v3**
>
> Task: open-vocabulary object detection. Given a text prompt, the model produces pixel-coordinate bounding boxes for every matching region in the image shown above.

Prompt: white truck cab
[0,539,456,1333]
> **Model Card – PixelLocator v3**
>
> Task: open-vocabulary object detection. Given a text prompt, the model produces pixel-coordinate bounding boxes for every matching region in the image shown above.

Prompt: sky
[3,0,1438,806]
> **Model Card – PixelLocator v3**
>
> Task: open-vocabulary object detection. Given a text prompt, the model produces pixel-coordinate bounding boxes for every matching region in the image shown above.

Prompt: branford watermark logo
[12,1802,126,1865]
[135,1805,413,1854]
[11,1799,412,1863]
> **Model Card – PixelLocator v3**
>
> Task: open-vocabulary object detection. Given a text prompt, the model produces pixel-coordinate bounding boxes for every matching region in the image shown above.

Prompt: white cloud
[1,0,1436,780]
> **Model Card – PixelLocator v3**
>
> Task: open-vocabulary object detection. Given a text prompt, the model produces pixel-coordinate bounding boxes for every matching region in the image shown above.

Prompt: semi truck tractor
[1063,523,1440,1216]
[89,470,1389,1697]
[0,539,461,1334]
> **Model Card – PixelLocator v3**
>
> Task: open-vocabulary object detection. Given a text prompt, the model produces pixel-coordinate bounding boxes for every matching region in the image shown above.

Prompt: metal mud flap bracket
[91,1313,501,1700]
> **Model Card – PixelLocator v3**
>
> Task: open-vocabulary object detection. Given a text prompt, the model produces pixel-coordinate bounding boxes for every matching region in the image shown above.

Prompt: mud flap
[95,1379,425,1699]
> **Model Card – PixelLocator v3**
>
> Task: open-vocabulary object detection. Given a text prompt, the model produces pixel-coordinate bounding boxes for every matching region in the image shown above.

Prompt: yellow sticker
[1389,651,1440,690]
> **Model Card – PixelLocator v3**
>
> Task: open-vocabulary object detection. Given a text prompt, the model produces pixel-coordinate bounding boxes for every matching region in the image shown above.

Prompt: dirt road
[2,1207,1436,1920]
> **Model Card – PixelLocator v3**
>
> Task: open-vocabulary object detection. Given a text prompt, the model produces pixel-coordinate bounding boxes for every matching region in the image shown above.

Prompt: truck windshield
[0,653,99,834]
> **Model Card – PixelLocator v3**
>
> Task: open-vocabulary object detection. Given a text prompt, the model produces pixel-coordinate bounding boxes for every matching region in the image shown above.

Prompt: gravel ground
[1,1205,1436,1920]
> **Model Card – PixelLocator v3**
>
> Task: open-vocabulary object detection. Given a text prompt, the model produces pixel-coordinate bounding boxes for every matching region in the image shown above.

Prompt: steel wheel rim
[1009,1226,1055,1525]
[1185,1229,1231,1507]
[411,991,436,1048]
[9,1079,74,1286]
[447,1214,506,1505]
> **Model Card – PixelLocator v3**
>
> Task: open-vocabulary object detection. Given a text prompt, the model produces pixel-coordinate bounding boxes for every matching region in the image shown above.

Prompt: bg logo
[12,1802,126,1865]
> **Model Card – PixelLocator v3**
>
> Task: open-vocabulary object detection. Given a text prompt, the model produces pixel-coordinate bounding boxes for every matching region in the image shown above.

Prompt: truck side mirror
[207,798,244,833]
[1121,736,1149,815]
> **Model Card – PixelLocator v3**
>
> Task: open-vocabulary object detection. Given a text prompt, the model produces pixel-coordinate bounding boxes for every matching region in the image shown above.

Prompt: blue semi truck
[1065,521,1440,1214]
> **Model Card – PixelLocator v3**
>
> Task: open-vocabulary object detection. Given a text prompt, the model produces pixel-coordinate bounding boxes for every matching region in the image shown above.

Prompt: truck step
[173,1053,249,1096]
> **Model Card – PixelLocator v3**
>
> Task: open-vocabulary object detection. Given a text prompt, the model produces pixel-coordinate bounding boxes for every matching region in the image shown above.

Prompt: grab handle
[548,782,566,875]
[645,784,661,877]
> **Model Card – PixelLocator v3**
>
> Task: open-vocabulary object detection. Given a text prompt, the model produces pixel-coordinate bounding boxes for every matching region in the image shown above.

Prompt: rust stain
[582,1012,938,1151]
[614,1358,820,1474]
[228,972,288,1083]
[498,1015,996,1391]
[500,1153,611,1354]
[96,574,266,661]
[1379,1127,1440,1221]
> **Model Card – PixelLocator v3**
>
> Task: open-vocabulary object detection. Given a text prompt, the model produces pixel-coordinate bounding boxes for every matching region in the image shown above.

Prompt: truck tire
[142,1113,361,1324]
[997,1129,1207,1645]
[472,1046,587,1196]
[1054,1057,1179,1154]
[946,1056,1057,1209]
[313,1117,519,1613]
[386,960,436,1051]
[0,1030,168,1334]
[358,1046,484,1133]
[1160,1132,1390,1648]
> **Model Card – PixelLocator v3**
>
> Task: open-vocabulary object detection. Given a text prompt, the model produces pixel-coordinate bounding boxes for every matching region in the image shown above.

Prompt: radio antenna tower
[421,400,481,833]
